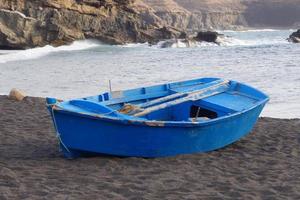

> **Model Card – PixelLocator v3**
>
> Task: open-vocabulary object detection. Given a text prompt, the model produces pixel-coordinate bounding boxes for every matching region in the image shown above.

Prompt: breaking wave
[151,29,292,48]
[217,37,288,46]
[0,29,292,61]
[0,40,100,64]
[152,35,288,49]
[221,29,287,33]
[121,43,150,48]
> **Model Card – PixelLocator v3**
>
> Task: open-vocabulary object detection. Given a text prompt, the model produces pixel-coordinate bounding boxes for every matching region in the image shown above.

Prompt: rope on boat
[118,104,142,115]
[50,106,71,153]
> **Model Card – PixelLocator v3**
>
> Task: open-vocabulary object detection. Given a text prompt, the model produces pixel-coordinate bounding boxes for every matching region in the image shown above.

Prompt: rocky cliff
[0,0,300,49]
[242,0,300,28]
[143,0,300,31]
[143,0,247,31]
[0,0,183,49]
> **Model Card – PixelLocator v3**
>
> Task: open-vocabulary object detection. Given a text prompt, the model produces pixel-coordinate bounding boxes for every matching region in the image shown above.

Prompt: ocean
[0,29,299,118]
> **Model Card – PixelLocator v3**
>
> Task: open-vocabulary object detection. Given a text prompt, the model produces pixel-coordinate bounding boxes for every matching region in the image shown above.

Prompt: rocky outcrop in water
[158,31,225,48]
[288,29,300,43]
[194,31,223,43]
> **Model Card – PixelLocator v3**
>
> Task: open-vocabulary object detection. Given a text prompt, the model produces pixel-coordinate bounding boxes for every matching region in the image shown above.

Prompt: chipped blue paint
[46,77,269,158]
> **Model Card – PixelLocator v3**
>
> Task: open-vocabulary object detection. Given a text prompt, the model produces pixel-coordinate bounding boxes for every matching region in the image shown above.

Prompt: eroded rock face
[288,29,300,43]
[0,8,83,49]
[143,0,300,31]
[1,0,299,49]
[0,0,183,49]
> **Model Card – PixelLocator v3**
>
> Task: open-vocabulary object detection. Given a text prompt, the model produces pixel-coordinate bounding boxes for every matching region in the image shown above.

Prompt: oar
[133,80,230,117]
[138,79,228,109]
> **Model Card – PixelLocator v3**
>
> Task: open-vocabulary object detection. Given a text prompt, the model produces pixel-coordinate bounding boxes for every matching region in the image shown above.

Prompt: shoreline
[0,28,296,51]
[1,95,299,199]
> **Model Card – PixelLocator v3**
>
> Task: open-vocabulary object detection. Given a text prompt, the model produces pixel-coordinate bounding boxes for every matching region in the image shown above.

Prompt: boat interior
[59,78,267,123]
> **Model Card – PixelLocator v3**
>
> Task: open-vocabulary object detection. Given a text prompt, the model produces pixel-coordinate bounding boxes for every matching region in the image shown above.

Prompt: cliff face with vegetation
[0,0,299,49]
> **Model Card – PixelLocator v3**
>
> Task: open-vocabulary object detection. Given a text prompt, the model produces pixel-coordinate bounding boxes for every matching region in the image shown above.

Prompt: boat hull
[51,102,266,158]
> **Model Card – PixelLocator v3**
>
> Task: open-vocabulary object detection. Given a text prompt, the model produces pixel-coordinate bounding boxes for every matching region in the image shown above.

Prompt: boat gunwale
[49,98,269,128]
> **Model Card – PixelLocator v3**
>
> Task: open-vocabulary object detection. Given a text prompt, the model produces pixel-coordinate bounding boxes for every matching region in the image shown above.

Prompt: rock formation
[145,0,300,31]
[0,0,183,49]
[288,29,300,43]
[0,0,300,49]
[143,0,247,31]
[158,31,224,48]
[194,31,223,43]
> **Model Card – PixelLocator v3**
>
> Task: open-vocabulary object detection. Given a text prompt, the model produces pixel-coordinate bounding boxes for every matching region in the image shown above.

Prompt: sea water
[0,29,299,118]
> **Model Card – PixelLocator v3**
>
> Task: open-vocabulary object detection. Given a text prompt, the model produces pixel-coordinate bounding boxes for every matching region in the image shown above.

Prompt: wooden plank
[138,79,227,109]
[103,91,169,106]
[133,80,230,117]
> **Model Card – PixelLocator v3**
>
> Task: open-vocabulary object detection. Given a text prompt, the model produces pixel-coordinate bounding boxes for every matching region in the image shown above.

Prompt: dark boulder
[158,30,227,48]
[288,29,300,43]
[194,31,223,43]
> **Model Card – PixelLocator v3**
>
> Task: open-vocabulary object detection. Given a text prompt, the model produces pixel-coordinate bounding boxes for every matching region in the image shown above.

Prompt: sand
[0,95,300,200]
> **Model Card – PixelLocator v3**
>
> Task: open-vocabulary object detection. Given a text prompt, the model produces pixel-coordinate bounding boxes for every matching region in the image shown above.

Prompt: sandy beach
[0,95,300,199]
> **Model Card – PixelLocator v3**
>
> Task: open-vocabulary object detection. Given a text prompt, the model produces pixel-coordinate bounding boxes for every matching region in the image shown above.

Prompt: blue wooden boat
[46,77,269,158]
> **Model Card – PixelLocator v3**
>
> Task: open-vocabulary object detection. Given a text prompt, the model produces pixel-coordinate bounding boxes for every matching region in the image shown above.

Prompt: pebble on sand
[8,88,26,101]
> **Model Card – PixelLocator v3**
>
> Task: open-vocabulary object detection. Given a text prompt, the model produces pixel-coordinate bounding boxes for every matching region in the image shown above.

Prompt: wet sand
[0,95,300,200]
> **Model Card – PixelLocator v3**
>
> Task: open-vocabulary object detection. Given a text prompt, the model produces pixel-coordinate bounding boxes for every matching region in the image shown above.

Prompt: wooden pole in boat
[133,80,230,117]
[109,80,112,93]
[139,79,226,109]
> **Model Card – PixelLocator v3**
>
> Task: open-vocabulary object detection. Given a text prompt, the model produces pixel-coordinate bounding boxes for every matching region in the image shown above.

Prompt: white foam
[121,43,149,48]
[156,39,218,48]
[0,40,100,63]
[222,29,281,33]
[217,37,258,46]
[114,29,291,49]
[156,35,289,48]
[123,40,219,49]
[221,37,288,46]
[171,40,191,48]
